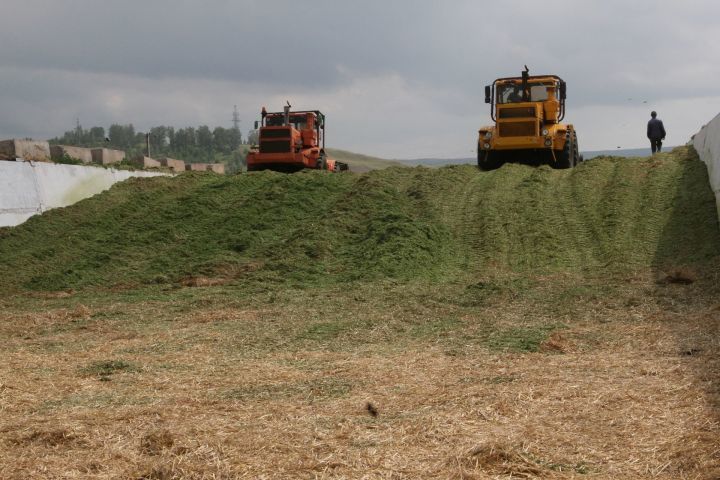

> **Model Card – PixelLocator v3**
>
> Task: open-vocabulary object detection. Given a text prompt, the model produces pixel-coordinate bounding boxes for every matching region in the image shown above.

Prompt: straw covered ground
[1,147,719,478]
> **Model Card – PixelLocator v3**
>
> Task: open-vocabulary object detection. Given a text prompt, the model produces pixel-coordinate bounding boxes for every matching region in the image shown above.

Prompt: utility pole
[232,105,241,132]
[233,105,242,144]
[75,117,82,144]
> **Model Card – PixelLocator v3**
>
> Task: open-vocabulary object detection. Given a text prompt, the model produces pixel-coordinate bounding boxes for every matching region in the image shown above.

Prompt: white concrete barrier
[692,112,720,218]
[0,161,43,226]
[0,161,169,227]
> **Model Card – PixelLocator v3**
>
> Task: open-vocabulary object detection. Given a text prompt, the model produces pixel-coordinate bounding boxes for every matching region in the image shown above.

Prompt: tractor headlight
[542,129,549,136]
[484,131,492,140]
[483,143,491,149]
[544,139,553,147]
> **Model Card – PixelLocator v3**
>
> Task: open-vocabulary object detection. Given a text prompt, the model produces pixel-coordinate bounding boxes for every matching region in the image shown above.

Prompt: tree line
[49,122,250,172]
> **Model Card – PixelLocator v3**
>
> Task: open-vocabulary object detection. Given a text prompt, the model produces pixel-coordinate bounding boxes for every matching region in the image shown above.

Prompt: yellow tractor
[478,67,581,170]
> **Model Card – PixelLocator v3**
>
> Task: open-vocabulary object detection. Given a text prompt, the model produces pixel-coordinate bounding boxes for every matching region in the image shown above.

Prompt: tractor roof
[265,110,324,117]
[495,75,563,85]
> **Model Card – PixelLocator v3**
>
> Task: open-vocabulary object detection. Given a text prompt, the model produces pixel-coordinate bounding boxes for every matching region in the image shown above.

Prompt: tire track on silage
[595,158,659,268]
[467,165,538,271]
[567,159,618,270]
[545,166,597,271]
[629,155,685,265]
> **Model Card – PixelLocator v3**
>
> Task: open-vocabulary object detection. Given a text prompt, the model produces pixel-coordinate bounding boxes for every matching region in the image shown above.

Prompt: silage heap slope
[0,146,717,291]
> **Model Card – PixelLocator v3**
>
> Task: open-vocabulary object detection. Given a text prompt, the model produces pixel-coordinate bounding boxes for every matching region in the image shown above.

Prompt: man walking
[647,111,666,154]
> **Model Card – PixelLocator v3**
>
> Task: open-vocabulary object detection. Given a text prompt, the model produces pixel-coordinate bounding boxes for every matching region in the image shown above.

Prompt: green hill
[0,146,717,293]
[325,148,406,172]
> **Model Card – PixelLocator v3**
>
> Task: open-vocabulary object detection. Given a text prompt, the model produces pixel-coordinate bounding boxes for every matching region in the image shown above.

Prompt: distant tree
[225,149,246,174]
[134,131,146,150]
[149,126,168,154]
[172,127,198,157]
[74,120,83,144]
[89,126,105,145]
[50,119,249,168]
[166,127,175,152]
[108,124,135,149]
[49,129,75,145]
[197,125,212,150]
[228,127,242,150]
[246,129,259,145]
[213,126,231,153]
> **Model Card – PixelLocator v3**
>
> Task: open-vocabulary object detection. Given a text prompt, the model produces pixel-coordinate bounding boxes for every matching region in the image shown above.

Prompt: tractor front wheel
[477,149,503,171]
[555,130,578,169]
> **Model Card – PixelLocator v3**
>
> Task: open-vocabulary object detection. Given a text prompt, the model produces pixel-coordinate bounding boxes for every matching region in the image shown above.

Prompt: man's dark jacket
[647,118,666,140]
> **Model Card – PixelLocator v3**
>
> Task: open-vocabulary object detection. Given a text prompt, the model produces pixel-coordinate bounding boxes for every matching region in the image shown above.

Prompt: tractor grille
[498,107,536,119]
[259,140,291,153]
[499,122,536,137]
[260,128,291,139]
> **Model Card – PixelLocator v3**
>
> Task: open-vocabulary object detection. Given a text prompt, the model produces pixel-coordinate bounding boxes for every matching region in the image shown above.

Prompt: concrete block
[91,148,126,165]
[207,163,225,174]
[50,145,94,164]
[158,157,186,172]
[132,155,162,169]
[187,163,209,171]
[0,139,51,162]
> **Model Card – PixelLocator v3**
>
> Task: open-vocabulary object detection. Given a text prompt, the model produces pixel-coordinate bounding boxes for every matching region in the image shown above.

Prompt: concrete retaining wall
[132,156,162,169]
[0,139,51,162]
[207,163,226,174]
[50,145,94,164]
[692,112,720,218]
[91,148,125,165]
[0,161,168,227]
[159,157,186,172]
[187,162,209,171]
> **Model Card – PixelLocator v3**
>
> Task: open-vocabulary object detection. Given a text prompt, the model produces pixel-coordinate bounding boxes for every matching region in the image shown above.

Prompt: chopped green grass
[0,146,717,294]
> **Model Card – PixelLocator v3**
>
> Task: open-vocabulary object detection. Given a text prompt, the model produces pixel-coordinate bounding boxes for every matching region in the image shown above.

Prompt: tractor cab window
[498,84,524,104]
[289,115,308,130]
[529,83,550,102]
[264,114,308,129]
[498,83,553,103]
[265,115,285,127]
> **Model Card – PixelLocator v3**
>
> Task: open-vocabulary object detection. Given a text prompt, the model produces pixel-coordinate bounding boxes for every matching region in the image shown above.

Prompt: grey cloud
[3,0,718,104]
[1,0,718,155]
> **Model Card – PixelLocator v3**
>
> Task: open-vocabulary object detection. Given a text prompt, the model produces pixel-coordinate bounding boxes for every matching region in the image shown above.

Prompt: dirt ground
[1,272,718,479]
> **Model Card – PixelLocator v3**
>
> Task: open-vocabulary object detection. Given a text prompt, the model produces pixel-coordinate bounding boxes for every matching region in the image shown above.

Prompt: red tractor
[247,103,348,172]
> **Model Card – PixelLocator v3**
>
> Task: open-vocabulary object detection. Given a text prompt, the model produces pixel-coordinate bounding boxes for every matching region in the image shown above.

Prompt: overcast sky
[1,0,719,159]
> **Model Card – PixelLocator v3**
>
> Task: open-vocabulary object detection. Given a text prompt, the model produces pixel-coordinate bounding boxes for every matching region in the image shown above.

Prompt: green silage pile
[0,146,717,292]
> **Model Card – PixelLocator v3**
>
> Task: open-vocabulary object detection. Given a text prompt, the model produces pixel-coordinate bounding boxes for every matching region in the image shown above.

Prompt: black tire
[477,148,503,171]
[555,130,577,169]
[573,132,581,164]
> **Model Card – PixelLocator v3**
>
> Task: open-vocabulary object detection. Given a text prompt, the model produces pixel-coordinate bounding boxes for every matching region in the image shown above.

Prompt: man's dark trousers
[651,139,662,153]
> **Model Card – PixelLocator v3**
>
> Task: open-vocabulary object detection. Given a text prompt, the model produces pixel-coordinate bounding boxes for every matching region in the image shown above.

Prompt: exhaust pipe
[521,65,530,102]
[284,101,291,126]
